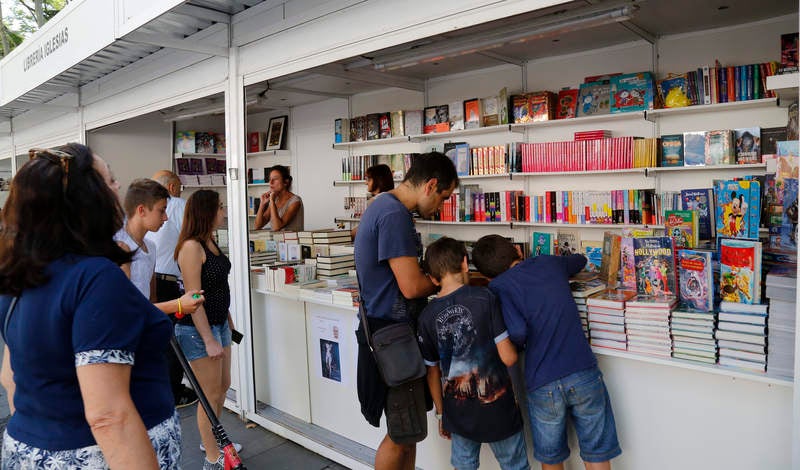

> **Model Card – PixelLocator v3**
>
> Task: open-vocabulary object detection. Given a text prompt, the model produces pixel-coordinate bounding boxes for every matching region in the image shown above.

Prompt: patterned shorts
[1,411,182,469]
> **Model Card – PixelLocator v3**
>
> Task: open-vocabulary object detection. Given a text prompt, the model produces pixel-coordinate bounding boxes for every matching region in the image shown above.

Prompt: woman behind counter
[0,143,179,469]
[253,165,304,231]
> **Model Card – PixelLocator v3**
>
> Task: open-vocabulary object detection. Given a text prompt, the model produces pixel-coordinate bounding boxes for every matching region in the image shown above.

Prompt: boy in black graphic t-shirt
[417,237,530,470]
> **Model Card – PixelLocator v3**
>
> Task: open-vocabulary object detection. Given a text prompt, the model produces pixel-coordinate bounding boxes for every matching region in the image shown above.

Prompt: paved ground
[0,342,349,470]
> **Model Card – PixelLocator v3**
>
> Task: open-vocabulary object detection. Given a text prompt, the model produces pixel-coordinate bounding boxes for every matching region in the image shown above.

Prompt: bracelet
[176,298,183,319]
[435,413,442,421]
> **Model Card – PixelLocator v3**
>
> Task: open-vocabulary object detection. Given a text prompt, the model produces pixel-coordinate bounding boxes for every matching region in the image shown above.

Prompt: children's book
[511,94,531,123]
[610,72,656,113]
[556,89,578,119]
[632,237,676,296]
[528,91,555,122]
[780,178,798,250]
[656,74,688,106]
[557,229,581,256]
[582,240,603,273]
[680,188,715,240]
[195,132,215,154]
[683,131,706,166]
[576,80,611,117]
[719,238,762,304]
[176,131,196,153]
[664,210,698,248]
[734,127,761,164]
[714,179,761,239]
[704,130,735,165]
[619,237,636,290]
[660,134,684,167]
[677,249,714,312]
[532,232,553,256]
[600,232,621,288]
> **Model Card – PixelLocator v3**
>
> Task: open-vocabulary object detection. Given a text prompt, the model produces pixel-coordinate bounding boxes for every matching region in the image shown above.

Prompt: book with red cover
[556,89,579,119]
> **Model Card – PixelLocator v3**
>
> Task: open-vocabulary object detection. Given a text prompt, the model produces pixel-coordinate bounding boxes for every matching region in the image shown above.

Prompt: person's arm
[426,365,450,439]
[177,240,223,359]
[117,241,132,278]
[153,290,205,316]
[496,338,518,367]
[76,363,159,470]
[1,346,15,414]
[388,256,436,299]
[268,198,301,231]
[253,192,270,230]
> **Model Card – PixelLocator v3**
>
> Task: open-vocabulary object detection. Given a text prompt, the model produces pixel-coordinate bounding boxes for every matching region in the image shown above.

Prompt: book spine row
[517,137,652,172]
[705,62,778,105]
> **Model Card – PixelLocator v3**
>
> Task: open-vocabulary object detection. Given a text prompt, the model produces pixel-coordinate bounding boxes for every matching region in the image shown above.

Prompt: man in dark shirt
[355,152,458,470]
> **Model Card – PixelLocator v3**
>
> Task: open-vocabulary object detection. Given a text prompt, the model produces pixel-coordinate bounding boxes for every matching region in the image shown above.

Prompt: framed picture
[265,115,288,150]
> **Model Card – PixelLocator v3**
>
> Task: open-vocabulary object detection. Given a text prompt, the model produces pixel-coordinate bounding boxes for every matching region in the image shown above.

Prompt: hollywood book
[632,237,676,297]
[719,238,762,304]
[681,188,715,240]
[677,249,713,312]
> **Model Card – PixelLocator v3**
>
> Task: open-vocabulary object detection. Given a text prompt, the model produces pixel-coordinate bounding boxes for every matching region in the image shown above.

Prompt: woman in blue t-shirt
[175,190,235,470]
[0,143,180,469]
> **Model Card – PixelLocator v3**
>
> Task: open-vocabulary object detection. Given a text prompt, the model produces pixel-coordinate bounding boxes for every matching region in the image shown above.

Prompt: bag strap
[355,274,374,352]
[2,297,19,343]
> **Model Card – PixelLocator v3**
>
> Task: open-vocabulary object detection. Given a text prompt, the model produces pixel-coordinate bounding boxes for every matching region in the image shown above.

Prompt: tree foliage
[0,0,69,57]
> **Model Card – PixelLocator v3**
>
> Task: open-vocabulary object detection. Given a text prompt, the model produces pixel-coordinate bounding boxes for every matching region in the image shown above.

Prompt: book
[570,278,606,298]
[448,101,464,131]
[714,179,760,239]
[498,87,509,125]
[734,127,761,164]
[761,127,787,155]
[719,301,768,314]
[665,210,698,248]
[582,240,603,272]
[390,111,404,137]
[780,178,798,250]
[528,91,555,122]
[681,188,715,240]
[195,132,215,154]
[176,131,196,153]
[719,238,762,304]
[632,237,676,296]
[248,132,264,152]
[481,96,499,127]
[599,232,621,289]
[704,130,735,165]
[619,237,636,290]
[677,249,714,312]
[511,94,531,123]
[556,89,578,119]
[660,134,684,167]
[532,232,553,256]
[464,99,481,129]
[379,113,392,139]
[586,289,636,309]
[683,131,706,166]
[576,80,611,117]
[610,72,655,113]
[214,133,226,154]
[404,110,423,136]
[557,229,581,256]
[366,113,381,140]
[718,356,766,372]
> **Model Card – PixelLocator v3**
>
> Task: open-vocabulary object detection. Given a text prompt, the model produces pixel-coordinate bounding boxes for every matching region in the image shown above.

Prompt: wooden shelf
[593,347,792,387]
[514,222,664,229]
[766,72,799,106]
[647,163,766,174]
[510,111,647,130]
[332,136,411,150]
[645,98,778,118]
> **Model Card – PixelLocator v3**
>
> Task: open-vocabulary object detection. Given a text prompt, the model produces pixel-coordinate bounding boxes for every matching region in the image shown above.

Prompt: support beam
[267,85,351,100]
[124,32,229,57]
[313,64,425,92]
[476,51,525,67]
[9,101,78,112]
[172,4,230,24]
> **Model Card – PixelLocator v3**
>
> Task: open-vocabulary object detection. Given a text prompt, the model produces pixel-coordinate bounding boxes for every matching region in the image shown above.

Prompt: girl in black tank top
[177,239,230,326]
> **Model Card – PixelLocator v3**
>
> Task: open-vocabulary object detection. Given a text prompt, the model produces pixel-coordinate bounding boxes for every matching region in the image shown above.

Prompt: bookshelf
[645,98,778,118]
[175,152,226,159]
[766,72,799,105]
[332,135,411,150]
[410,123,522,140]
[510,110,649,129]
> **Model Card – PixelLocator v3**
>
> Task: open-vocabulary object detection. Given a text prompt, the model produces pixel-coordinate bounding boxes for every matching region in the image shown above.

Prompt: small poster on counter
[311,314,344,384]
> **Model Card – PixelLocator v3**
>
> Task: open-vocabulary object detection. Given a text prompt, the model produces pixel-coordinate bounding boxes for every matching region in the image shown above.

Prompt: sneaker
[175,388,199,409]
[202,455,224,470]
[200,441,242,454]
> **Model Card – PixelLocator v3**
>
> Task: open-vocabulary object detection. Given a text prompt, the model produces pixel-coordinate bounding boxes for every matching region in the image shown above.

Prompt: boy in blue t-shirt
[472,235,621,470]
[417,237,529,470]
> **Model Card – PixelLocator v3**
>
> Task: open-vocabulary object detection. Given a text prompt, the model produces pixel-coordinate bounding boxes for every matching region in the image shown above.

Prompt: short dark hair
[124,178,170,217]
[403,151,459,193]
[472,234,520,279]
[366,164,394,194]
[423,237,467,281]
[0,143,131,295]
[270,165,293,190]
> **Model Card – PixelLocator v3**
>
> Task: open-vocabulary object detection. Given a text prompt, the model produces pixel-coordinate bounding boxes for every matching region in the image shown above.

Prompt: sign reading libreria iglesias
[23,27,69,72]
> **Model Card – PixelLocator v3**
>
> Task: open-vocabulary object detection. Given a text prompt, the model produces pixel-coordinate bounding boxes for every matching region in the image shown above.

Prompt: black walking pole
[170,336,246,470]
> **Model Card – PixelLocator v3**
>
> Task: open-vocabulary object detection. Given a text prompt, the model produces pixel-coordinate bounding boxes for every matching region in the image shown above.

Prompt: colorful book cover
[214,133,226,154]
[660,134,684,167]
[556,89,578,119]
[511,94,531,123]
[734,127,761,164]
[576,80,611,117]
[714,179,760,239]
[656,74,688,106]
[610,72,655,113]
[464,99,481,129]
[582,240,603,273]
[780,178,798,250]
[176,131,196,154]
[681,188,715,240]
[677,249,713,312]
[195,132,214,154]
[683,131,706,166]
[704,130,735,165]
[665,210,698,248]
[557,229,581,256]
[719,238,762,304]
[528,91,554,122]
[532,232,553,256]
[632,237,676,296]
[620,237,636,290]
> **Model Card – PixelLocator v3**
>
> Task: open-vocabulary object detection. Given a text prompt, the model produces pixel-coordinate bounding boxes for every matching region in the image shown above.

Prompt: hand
[179,290,205,315]
[269,191,277,203]
[204,338,224,360]
[438,420,450,440]
[260,192,270,207]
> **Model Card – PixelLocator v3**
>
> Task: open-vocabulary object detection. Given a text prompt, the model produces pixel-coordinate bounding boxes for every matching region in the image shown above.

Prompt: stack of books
[716,301,768,373]
[332,287,360,307]
[765,265,797,378]
[670,306,717,364]
[570,277,606,338]
[316,254,355,280]
[624,295,676,358]
[587,290,635,351]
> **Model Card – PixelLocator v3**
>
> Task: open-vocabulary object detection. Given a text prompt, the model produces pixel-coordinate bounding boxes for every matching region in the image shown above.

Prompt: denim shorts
[527,366,621,465]
[175,320,231,362]
[450,430,530,470]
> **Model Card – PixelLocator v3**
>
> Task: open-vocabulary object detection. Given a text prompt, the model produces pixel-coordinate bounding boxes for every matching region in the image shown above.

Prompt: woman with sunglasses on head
[0,143,180,469]
[253,165,304,231]
[174,190,238,470]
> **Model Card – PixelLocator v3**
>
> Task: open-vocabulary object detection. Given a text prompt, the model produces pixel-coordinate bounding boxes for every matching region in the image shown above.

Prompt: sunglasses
[28,147,74,193]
